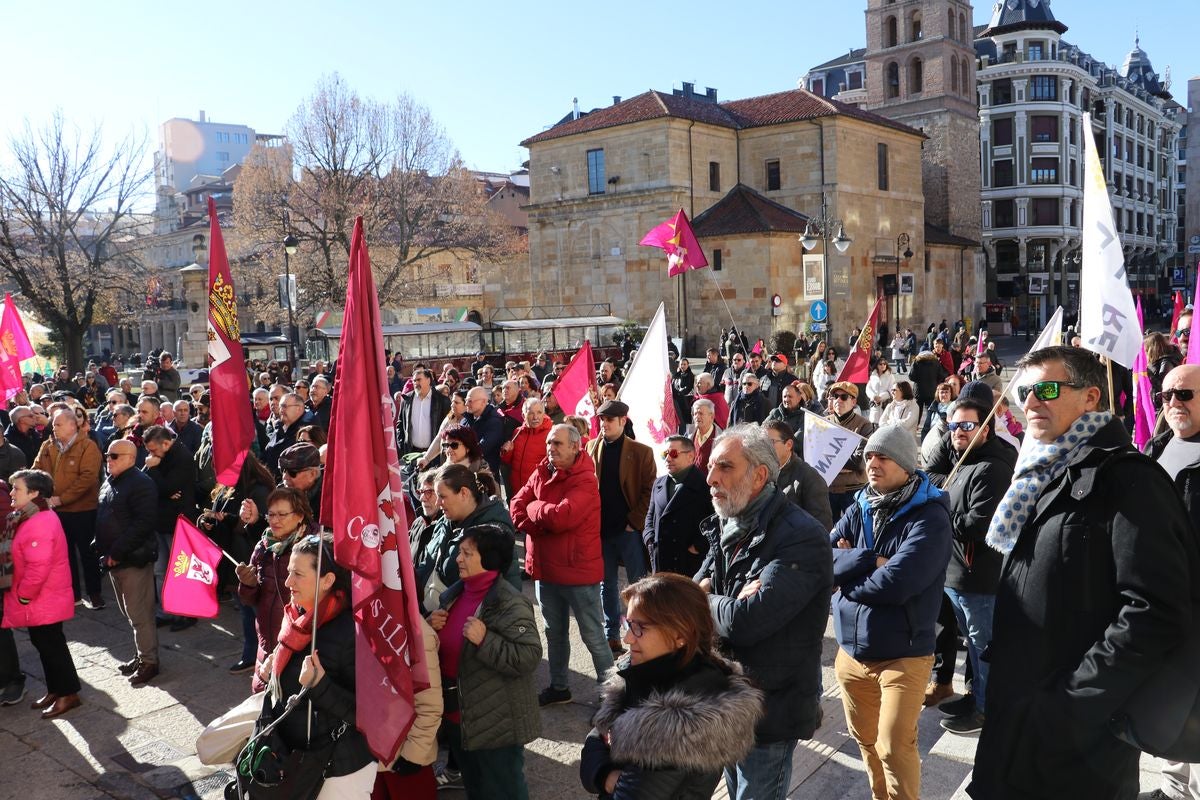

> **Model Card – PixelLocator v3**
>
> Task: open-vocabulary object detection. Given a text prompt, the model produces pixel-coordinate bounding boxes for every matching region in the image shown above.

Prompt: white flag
[802,409,867,486]
[1079,112,1142,369]
[1007,305,1065,407]
[618,302,675,477]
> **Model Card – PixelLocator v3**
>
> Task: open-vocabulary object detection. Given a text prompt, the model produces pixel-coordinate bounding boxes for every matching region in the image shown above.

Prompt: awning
[488,315,624,330]
[313,321,482,337]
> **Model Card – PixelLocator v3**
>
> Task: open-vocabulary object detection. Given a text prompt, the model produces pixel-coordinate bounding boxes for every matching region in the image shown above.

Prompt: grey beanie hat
[864,424,918,475]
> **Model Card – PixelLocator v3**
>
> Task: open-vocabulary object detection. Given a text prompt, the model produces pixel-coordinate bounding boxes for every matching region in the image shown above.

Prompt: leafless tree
[0,112,152,371]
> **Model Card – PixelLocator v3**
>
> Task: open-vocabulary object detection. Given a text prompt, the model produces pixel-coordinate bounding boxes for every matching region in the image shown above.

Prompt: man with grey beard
[695,424,833,800]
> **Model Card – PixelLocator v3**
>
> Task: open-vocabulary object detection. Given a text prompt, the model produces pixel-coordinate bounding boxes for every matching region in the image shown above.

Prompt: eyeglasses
[265,510,297,520]
[104,452,126,460]
[660,448,689,460]
[283,467,315,478]
[1156,388,1197,404]
[620,618,656,638]
[441,441,463,450]
[741,382,757,388]
[830,392,853,401]
[417,487,435,496]
[947,421,980,432]
[1016,380,1085,403]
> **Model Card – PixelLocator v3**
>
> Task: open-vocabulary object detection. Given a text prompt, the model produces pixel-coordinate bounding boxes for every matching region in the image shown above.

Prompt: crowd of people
[0,316,1197,799]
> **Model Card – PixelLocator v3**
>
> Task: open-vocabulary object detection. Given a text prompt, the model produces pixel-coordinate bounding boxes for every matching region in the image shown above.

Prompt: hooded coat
[942,434,1014,594]
[580,653,763,799]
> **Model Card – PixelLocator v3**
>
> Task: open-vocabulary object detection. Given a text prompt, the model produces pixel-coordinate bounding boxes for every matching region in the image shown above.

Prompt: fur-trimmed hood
[592,655,764,774]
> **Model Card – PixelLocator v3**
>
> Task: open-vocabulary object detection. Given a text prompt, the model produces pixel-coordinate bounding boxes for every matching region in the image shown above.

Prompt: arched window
[959,12,967,43]
[910,9,923,41]
[886,62,900,99]
[961,58,970,95]
[885,15,898,48]
[910,57,923,94]
[951,59,959,92]
[947,9,956,41]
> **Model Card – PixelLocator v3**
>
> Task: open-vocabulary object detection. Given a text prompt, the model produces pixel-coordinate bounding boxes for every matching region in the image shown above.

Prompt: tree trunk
[63,325,86,376]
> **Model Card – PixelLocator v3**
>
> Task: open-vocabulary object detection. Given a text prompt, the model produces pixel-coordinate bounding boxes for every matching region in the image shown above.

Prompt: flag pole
[1106,359,1116,415]
[307,530,325,744]
[945,368,1023,485]
[700,265,744,349]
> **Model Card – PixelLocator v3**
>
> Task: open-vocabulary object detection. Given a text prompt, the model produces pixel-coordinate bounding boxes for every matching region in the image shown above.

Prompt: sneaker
[937,693,976,717]
[939,710,985,734]
[0,680,27,706]
[84,593,106,610]
[538,686,572,706]
[923,680,954,707]
[229,659,254,675]
[433,762,462,790]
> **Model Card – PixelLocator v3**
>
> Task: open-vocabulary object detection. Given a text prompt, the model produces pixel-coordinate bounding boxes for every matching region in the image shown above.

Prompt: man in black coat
[464,386,505,475]
[5,407,43,467]
[305,376,333,432]
[643,435,712,577]
[728,373,767,427]
[969,346,1193,800]
[763,420,832,531]
[760,353,799,410]
[696,425,832,799]
[262,392,305,480]
[396,368,450,455]
[167,400,203,455]
[143,425,198,633]
[94,438,161,684]
[936,398,1014,735]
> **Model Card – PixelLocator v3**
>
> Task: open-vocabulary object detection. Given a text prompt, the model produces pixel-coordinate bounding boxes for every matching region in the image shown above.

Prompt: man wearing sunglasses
[643,435,712,577]
[825,381,875,521]
[935,399,1013,735]
[969,346,1193,800]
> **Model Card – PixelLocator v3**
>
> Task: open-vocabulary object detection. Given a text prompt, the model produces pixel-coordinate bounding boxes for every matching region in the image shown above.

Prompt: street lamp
[895,233,913,331]
[800,192,852,345]
[282,233,299,375]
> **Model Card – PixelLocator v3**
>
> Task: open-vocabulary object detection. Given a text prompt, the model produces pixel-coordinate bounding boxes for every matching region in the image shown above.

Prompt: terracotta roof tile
[521,88,923,147]
[692,184,809,238]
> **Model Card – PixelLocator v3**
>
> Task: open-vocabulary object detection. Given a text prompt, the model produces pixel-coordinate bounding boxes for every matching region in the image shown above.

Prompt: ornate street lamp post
[800,193,852,345]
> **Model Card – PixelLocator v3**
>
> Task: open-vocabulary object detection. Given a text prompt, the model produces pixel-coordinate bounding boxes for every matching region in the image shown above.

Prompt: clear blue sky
[2,0,1194,177]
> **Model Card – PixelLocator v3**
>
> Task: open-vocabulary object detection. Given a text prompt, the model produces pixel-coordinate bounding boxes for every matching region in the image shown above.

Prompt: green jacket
[444,577,543,751]
[422,497,522,591]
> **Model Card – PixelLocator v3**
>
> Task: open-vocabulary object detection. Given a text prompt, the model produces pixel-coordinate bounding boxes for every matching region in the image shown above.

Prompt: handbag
[198,691,264,765]
[224,695,341,800]
[423,569,448,614]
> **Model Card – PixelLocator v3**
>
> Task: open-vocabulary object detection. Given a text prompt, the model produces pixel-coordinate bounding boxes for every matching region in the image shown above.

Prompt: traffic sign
[810,322,827,333]
[810,300,828,322]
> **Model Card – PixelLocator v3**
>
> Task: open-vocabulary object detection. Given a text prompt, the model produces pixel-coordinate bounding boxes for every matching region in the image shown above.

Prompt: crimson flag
[162,516,223,619]
[0,295,35,403]
[206,199,255,486]
[1172,290,1185,339]
[836,296,882,384]
[320,217,430,762]
[550,340,600,438]
[640,209,708,277]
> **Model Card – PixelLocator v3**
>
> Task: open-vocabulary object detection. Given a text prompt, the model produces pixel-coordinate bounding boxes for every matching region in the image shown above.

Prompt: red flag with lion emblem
[550,340,600,438]
[836,296,882,384]
[320,217,430,762]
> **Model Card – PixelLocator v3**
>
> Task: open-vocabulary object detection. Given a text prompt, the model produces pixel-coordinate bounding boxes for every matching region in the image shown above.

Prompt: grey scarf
[720,483,777,552]
[863,474,921,545]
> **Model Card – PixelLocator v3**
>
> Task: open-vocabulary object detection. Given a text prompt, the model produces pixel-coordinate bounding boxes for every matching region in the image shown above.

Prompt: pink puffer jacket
[2,509,75,629]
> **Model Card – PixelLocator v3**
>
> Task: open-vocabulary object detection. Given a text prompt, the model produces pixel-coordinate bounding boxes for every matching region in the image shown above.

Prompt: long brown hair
[621,573,715,664]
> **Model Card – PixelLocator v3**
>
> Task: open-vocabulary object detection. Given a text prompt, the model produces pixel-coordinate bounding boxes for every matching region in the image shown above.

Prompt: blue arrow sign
[810,300,828,322]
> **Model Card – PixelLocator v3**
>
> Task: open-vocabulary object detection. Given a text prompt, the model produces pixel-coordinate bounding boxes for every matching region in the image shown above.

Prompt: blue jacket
[465,404,505,475]
[830,471,951,661]
[695,488,833,743]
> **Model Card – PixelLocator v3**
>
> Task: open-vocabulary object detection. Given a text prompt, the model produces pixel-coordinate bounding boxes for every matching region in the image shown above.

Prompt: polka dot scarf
[986,411,1113,555]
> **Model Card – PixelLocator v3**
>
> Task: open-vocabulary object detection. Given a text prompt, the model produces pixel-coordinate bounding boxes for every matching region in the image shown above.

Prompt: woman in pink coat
[2,469,81,718]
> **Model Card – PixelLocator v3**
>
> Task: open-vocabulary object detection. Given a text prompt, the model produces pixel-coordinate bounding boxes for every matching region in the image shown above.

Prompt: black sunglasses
[830,392,853,401]
[947,421,980,432]
[1016,380,1085,403]
[1156,388,1196,404]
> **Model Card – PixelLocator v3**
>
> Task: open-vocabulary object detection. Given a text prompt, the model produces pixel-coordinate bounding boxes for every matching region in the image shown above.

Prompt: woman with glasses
[252,532,379,798]
[419,465,519,612]
[428,523,541,799]
[878,381,920,440]
[203,453,275,674]
[435,427,499,499]
[235,487,317,693]
[814,359,839,402]
[415,390,468,472]
[580,573,763,799]
[921,382,956,463]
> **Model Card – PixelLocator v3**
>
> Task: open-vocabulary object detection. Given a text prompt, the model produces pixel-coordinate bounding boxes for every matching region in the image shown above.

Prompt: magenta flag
[1187,265,1200,364]
[976,328,989,356]
[1133,299,1156,449]
[640,209,708,277]
[320,217,430,762]
[0,294,36,402]
[162,516,223,619]
[550,340,600,437]
[1171,290,1185,340]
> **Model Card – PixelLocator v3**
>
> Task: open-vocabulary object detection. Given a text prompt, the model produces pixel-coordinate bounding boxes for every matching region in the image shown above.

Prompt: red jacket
[3,509,75,629]
[500,415,553,496]
[510,450,602,586]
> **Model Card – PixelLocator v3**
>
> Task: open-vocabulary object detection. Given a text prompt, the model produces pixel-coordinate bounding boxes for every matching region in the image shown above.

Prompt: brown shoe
[117,658,140,676]
[924,681,954,707]
[30,693,59,710]
[40,694,81,719]
[608,638,626,656]
[129,662,159,686]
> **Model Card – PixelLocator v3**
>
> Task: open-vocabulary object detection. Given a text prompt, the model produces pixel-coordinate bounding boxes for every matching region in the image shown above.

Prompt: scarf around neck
[719,483,776,551]
[986,411,1112,555]
[268,590,348,704]
[861,473,921,549]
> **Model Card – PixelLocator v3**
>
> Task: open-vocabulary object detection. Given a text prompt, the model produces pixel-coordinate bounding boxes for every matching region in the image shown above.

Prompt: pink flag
[551,341,600,437]
[639,209,708,277]
[1171,290,1185,340]
[976,328,989,356]
[0,295,36,402]
[1187,264,1200,364]
[1133,298,1156,449]
[162,516,223,618]
[320,217,430,762]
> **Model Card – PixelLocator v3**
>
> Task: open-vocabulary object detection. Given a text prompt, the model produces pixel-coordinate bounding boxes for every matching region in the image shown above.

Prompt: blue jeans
[535,581,614,690]
[600,530,647,640]
[724,739,797,800]
[944,587,994,714]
